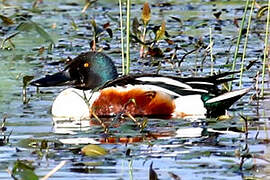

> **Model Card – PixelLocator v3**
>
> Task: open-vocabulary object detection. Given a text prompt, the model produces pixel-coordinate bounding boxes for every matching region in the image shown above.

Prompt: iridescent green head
[30,52,118,89]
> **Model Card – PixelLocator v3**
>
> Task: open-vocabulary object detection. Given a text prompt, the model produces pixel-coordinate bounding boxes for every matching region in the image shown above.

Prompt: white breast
[51,88,100,120]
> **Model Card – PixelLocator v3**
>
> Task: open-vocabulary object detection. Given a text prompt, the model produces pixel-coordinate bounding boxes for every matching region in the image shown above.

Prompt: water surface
[0,0,269,179]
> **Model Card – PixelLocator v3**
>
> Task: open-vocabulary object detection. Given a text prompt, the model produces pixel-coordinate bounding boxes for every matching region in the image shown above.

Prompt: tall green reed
[229,0,250,91]
[239,0,255,88]
[118,0,131,75]
[261,0,270,97]
[125,0,131,75]
[118,0,125,75]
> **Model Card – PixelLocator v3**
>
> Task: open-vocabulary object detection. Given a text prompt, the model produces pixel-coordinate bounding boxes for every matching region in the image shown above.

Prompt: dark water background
[1,0,270,179]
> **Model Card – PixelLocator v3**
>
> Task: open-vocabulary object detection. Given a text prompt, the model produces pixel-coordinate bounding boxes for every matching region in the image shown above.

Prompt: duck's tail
[203,88,251,117]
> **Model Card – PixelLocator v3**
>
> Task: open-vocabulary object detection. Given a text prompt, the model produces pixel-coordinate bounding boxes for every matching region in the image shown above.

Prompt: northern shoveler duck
[30,52,250,119]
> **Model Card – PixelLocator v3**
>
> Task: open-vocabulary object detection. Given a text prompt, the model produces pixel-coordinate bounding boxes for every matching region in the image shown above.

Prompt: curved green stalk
[119,0,125,75]
[261,0,270,97]
[229,0,250,91]
[239,0,255,87]
[125,0,131,75]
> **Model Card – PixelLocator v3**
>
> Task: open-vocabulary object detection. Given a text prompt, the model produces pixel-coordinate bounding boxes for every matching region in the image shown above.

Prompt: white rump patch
[206,88,250,104]
[172,95,207,117]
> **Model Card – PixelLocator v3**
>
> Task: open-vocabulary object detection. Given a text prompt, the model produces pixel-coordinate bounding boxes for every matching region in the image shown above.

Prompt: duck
[30,51,250,120]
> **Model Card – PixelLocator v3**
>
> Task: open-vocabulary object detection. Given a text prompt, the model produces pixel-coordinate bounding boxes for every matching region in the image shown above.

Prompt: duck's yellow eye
[84,63,89,68]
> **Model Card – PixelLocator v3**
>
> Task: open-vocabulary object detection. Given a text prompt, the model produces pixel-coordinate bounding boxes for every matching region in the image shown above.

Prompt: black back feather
[100,71,238,96]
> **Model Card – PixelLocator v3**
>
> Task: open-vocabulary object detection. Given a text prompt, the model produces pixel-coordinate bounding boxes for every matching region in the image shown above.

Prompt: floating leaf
[17,138,60,149]
[257,5,268,19]
[217,114,231,121]
[12,160,38,180]
[141,2,151,26]
[74,161,103,167]
[155,21,166,41]
[0,14,14,25]
[81,144,108,157]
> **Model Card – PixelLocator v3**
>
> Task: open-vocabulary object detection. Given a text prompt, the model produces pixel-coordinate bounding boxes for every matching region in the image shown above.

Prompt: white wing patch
[136,77,192,89]
[135,77,209,93]
[186,81,214,85]
[180,88,208,93]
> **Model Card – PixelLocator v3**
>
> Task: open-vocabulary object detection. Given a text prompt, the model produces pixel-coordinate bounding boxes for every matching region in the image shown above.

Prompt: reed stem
[119,0,125,75]
[239,0,255,87]
[261,0,270,97]
[229,0,250,91]
[125,0,131,75]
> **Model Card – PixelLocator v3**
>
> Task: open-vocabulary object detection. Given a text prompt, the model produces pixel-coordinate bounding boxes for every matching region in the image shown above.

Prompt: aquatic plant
[118,0,131,75]
[239,0,255,88]
[125,0,131,75]
[140,2,151,58]
[131,4,167,59]
[260,0,270,97]
[89,20,113,51]
[229,0,250,91]
[118,0,125,75]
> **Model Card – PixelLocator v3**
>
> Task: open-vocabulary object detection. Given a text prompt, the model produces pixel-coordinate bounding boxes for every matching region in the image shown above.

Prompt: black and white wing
[100,71,237,96]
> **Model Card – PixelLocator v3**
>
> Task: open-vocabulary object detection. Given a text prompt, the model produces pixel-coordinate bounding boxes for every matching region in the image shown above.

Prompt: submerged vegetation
[1,0,270,179]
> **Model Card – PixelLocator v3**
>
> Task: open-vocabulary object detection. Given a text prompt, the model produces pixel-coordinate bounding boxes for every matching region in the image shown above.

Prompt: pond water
[1,0,270,179]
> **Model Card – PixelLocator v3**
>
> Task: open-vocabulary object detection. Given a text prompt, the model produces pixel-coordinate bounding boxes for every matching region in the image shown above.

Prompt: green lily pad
[81,144,108,157]
[11,160,38,180]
